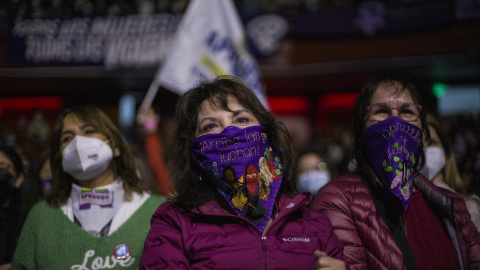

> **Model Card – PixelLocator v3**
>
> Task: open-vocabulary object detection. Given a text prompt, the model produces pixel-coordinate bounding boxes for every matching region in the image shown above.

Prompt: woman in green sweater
[11,105,166,270]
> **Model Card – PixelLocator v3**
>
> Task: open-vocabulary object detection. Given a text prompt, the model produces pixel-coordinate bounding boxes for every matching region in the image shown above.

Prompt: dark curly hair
[352,73,430,174]
[168,75,296,211]
[47,105,143,206]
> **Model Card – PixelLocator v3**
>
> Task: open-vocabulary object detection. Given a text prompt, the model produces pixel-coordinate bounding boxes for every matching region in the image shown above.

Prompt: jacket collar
[413,173,453,220]
[193,198,233,216]
[273,192,311,220]
[276,193,311,212]
[192,193,311,218]
[363,163,387,191]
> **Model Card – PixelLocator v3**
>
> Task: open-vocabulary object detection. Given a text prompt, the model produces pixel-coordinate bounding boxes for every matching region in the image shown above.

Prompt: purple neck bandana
[192,125,283,232]
[365,117,422,210]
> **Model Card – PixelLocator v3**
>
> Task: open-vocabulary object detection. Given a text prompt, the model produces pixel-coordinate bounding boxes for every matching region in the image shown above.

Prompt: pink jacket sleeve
[139,203,188,269]
[312,176,369,270]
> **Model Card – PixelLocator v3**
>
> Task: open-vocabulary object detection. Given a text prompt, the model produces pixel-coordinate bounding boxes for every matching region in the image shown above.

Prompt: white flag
[141,0,268,112]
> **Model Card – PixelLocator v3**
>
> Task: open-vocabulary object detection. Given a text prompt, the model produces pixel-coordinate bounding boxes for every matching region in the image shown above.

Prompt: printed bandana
[365,116,422,210]
[192,125,283,232]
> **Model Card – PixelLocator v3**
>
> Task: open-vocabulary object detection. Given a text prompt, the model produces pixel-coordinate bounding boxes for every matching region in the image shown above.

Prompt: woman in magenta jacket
[139,76,347,270]
[313,73,480,270]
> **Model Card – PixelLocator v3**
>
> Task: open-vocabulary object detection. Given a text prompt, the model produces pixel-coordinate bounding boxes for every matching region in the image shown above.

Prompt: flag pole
[138,0,269,117]
[137,78,161,123]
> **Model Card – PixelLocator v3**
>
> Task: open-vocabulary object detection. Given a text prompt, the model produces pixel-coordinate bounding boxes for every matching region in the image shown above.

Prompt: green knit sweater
[11,194,165,270]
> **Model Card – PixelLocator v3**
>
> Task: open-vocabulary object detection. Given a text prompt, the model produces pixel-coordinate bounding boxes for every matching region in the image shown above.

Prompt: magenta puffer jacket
[312,168,480,270]
[140,193,347,269]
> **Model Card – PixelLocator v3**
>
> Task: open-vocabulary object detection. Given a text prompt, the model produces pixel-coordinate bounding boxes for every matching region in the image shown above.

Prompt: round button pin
[113,244,130,260]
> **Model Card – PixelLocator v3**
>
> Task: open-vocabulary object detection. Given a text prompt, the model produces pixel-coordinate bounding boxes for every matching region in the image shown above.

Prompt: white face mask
[297,171,330,195]
[62,135,113,181]
[419,146,446,181]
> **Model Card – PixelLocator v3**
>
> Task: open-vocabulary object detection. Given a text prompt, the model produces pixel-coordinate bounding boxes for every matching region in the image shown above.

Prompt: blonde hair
[427,114,469,196]
[259,157,273,186]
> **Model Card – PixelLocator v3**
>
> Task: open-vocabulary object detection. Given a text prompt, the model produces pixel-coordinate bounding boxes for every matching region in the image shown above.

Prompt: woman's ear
[14,173,25,188]
[114,148,121,157]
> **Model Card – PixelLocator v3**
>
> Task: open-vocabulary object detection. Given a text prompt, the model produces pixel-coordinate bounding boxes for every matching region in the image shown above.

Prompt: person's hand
[136,106,160,134]
[314,250,346,270]
[0,263,11,270]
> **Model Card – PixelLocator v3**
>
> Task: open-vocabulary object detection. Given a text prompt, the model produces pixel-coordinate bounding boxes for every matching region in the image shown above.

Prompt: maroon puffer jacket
[140,193,347,269]
[312,168,480,270]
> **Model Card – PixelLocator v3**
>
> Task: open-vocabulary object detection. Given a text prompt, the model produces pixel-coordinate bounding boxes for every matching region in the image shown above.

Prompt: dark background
[0,0,479,147]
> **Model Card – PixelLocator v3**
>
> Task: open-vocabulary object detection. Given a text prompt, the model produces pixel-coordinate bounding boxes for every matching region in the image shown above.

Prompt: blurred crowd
[2,104,480,203]
[1,94,479,268]
[2,103,479,207]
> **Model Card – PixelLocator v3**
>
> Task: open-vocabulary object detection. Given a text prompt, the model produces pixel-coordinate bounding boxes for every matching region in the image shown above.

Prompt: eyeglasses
[367,103,422,122]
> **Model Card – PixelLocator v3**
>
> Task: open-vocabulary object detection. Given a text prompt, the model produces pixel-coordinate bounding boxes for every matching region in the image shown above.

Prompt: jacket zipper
[196,196,308,269]
[262,235,268,270]
[259,200,306,270]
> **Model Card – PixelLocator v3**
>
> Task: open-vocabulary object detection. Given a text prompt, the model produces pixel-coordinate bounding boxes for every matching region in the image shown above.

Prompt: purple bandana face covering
[365,116,422,210]
[192,125,283,232]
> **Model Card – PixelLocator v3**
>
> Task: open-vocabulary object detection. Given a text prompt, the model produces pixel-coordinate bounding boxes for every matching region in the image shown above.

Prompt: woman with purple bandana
[140,76,347,269]
[312,73,480,270]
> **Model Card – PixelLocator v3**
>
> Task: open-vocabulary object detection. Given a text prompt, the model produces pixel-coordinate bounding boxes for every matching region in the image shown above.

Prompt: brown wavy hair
[46,105,143,206]
[352,73,430,173]
[426,114,473,196]
[168,75,296,211]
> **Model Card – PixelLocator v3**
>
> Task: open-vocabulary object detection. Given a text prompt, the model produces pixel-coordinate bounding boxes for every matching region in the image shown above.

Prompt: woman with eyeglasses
[312,73,480,270]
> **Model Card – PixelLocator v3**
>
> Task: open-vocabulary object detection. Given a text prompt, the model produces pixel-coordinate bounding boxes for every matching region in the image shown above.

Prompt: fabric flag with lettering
[141,0,268,111]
